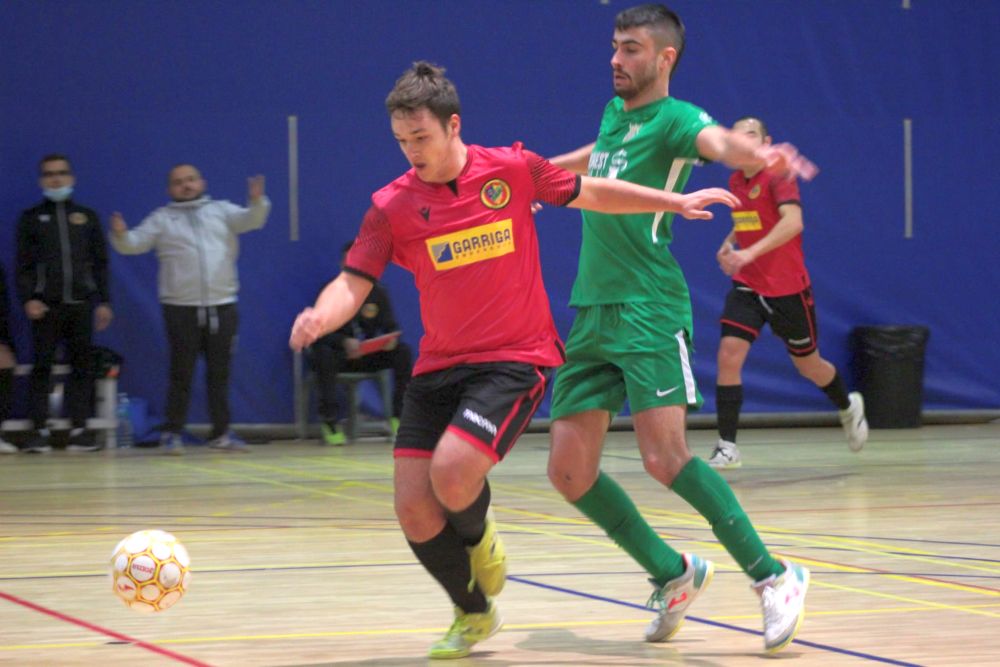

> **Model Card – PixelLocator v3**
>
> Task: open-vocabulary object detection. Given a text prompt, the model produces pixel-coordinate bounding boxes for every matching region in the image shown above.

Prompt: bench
[2,364,119,448]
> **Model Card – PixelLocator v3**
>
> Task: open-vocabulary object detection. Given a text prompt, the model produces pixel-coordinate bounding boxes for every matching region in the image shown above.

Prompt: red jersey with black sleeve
[729,169,810,297]
[345,142,580,376]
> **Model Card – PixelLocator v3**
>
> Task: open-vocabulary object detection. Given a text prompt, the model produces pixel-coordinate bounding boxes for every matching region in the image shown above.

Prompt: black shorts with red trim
[393,362,552,463]
[720,282,819,357]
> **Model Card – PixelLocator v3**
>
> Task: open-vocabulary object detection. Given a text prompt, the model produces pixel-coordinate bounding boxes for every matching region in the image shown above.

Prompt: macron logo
[656,386,679,397]
[463,408,497,436]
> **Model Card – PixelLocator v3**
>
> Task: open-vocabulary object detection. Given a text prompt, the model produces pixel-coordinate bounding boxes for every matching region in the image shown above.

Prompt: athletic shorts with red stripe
[393,362,552,463]
[720,281,819,357]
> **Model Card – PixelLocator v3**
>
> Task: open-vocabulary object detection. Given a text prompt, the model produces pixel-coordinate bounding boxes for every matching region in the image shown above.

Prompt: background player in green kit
[546,4,816,653]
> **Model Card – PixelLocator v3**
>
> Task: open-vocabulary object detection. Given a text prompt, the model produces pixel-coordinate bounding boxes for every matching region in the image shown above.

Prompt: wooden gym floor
[1,423,998,666]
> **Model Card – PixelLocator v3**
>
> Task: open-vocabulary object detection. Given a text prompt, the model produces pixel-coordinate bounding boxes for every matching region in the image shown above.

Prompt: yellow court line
[0,617,654,651]
[223,459,394,493]
[815,579,1000,617]
[7,601,1000,652]
[120,459,1000,603]
[635,503,1000,576]
[494,485,1000,589]
[714,600,1000,622]
[159,461,393,509]
[758,526,1000,576]
[131,458,1000,610]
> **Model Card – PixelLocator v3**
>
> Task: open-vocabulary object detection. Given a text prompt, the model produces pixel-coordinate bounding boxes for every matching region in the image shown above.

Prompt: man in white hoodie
[110,164,269,454]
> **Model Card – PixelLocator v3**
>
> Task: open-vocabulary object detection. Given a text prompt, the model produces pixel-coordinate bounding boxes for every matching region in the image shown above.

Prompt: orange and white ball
[110,530,191,612]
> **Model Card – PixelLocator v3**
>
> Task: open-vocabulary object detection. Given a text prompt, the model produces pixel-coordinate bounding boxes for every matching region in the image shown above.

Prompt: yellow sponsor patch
[732,210,762,232]
[426,219,514,270]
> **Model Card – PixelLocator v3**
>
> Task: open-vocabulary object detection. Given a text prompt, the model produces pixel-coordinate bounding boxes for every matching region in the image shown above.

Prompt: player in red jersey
[708,116,868,469]
[289,61,737,659]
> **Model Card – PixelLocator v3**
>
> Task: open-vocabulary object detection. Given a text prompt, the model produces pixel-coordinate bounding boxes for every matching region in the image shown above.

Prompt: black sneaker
[67,428,100,452]
[25,429,52,453]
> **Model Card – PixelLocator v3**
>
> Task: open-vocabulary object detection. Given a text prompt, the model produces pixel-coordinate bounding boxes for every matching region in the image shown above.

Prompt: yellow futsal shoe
[428,600,503,659]
[467,507,507,596]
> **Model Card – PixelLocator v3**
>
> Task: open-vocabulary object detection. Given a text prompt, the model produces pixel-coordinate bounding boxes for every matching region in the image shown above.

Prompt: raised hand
[756,143,819,182]
[677,188,740,220]
[248,175,266,202]
[109,212,127,235]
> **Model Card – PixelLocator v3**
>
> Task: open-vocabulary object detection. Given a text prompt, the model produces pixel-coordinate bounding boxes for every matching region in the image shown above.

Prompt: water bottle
[116,393,133,449]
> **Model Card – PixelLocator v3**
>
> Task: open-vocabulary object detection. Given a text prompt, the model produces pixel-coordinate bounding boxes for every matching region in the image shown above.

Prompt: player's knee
[642,450,689,486]
[718,345,745,371]
[394,496,435,538]
[547,459,590,501]
[429,463,476,512]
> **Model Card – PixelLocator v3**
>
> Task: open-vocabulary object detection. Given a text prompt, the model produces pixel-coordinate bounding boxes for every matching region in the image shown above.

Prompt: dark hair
[39,153,72,174]
[615,4,685,77]
[734,116,770,139]
[385,61,461,128]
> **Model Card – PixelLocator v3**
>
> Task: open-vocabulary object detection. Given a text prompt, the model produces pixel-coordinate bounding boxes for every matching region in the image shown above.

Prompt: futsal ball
[110,529,191,613]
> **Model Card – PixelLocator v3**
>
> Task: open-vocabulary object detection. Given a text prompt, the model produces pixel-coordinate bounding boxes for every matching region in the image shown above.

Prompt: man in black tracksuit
[15,154,113,452]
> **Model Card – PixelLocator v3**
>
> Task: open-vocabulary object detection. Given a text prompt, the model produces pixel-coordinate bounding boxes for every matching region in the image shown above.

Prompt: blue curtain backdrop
[2,1,997,423]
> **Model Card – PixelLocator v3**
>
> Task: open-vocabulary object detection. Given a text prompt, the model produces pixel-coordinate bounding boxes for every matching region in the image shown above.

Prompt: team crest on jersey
[480,179,511,209]
[69,212,88,225]
[748,184,762,200]
[732,210,762,231]
[426,219,514,270]
[361,303,379,319]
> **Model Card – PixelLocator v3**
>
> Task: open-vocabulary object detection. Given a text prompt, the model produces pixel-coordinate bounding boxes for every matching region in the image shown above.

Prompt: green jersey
[571,96,716,315]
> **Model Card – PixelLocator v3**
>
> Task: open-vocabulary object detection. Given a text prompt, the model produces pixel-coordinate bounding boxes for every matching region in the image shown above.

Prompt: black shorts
[720,282,819,357]
[394,362,552,463]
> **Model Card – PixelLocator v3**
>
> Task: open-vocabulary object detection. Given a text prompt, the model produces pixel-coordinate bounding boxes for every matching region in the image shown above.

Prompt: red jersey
[345,143,580,375]
[729,169,810,297]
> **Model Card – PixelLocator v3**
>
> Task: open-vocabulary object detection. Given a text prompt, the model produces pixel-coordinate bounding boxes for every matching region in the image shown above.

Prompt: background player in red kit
[708,116,868,469]
[289,61,737,659]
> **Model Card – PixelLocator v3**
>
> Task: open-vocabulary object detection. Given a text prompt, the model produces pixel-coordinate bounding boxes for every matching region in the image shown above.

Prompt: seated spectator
[308,241,412,445]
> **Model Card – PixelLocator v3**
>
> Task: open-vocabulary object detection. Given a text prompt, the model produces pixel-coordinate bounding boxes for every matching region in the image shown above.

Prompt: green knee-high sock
[670,457,784,582]
[573,471,684,586]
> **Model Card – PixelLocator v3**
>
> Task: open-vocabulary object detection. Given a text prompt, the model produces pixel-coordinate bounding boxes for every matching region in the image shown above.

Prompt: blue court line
[510,575,926,667]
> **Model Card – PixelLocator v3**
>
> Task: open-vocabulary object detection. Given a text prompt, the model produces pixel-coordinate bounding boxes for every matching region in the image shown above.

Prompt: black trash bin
[851,326,930,428]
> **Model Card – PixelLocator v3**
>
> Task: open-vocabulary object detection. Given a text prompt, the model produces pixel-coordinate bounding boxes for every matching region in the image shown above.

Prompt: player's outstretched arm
[570,176,739,219]
[289,272,373,351]
[548,142,596,175]
[696,126,818,181]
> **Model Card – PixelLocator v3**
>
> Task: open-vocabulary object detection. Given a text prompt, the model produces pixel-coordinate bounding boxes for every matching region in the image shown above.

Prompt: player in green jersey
[546,4,815,653]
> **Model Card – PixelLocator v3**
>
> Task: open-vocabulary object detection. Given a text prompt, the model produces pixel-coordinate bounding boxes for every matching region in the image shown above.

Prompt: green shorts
[550,302,703,420]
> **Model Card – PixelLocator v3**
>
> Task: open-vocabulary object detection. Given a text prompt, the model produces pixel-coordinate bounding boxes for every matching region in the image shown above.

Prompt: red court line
[0,589,213,666]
